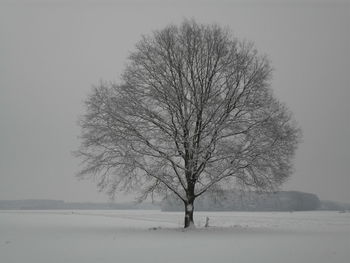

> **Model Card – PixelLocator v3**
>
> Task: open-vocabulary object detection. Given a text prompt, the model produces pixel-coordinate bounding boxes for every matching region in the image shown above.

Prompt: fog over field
[0,0,349,204]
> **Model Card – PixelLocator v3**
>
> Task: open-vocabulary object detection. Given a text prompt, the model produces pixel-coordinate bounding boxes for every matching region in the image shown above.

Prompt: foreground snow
[0,210,349,263]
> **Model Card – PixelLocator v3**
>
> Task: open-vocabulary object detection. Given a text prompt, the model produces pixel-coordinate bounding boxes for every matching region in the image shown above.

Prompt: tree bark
[184,200,195,228]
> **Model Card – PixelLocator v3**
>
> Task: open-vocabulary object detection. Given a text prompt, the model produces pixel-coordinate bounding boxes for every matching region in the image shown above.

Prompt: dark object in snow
[205,217,209,228]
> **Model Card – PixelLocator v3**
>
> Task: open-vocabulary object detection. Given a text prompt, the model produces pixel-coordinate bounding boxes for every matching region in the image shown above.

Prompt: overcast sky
[0,0,349,203]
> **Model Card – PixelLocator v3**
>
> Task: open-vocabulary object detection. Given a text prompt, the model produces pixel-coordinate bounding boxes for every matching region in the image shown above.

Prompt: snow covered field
[1,210,349,263]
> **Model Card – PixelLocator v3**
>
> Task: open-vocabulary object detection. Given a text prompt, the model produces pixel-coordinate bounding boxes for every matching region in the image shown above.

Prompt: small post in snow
[204,216,209,228]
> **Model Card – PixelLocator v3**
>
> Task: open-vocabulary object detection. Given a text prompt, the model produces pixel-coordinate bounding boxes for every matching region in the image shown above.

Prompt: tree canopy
[77,20,301,227]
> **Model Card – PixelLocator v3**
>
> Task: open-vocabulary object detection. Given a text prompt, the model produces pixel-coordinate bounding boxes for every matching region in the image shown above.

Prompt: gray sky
[0,0,349,203]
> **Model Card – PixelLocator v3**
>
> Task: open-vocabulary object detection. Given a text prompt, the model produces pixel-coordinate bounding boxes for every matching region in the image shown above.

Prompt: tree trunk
[184,200,195,228]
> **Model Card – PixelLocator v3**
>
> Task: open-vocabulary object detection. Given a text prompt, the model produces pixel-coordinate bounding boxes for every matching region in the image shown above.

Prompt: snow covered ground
[0,210,349,263]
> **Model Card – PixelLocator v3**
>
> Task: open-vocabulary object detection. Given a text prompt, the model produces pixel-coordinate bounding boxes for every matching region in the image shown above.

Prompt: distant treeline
[1,192,349,211]
[0,199,159,210]
[161,191,350,212]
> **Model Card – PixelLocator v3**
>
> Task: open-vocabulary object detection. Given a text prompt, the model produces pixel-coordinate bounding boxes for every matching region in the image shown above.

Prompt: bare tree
[76,20,301,228]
